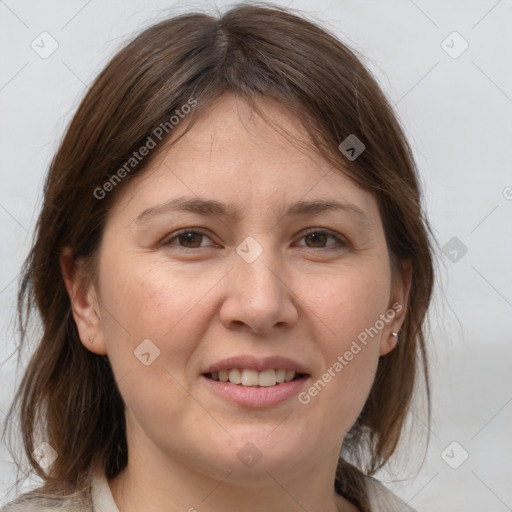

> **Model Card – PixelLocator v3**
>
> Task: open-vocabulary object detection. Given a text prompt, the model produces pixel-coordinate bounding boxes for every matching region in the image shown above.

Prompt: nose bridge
[235,234,284,303]
[236,236,282,293]
[221,233,298,333]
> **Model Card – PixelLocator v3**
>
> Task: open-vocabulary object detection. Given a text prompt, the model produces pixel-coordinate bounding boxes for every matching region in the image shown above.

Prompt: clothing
[365,478,417,511]
[2,464,417,512]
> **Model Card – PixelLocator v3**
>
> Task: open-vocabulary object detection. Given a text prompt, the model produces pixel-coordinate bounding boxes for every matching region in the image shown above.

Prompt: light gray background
[1,0,511,510]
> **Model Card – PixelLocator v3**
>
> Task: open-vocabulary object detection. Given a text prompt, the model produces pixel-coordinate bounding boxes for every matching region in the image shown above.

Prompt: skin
[61,95,410,512]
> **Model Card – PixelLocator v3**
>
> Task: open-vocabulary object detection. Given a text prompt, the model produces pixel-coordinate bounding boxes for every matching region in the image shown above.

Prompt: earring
[88,336,95,344]
[391,332,399,338]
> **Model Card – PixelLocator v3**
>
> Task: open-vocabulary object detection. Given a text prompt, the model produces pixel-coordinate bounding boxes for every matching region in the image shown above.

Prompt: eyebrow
[133,196,372,229]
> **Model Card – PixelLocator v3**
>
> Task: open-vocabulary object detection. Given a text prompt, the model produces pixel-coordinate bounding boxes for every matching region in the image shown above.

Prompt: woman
[2,3,435,511]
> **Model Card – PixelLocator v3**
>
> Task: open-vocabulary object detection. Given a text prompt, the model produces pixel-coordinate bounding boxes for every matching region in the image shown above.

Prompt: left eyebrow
[132,196,373,230]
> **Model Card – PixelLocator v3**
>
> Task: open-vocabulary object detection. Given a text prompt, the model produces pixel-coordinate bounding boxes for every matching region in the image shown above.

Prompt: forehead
[107,95,381,227]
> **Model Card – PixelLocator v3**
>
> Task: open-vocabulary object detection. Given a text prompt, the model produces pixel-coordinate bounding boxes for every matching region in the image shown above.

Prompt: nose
[219,244,299,335]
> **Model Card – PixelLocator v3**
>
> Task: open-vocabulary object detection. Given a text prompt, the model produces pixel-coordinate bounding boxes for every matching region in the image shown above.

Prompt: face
[64,95,408,485]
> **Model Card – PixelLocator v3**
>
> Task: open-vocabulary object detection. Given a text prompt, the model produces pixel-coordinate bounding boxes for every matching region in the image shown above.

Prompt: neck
[107,439,359,512]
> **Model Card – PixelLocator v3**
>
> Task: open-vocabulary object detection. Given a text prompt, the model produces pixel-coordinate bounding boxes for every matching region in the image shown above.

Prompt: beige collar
[90,465,120,512]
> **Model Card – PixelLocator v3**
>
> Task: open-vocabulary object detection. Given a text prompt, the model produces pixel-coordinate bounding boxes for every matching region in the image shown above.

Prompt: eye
[295,228,347,250]
[161,229,214,249]
[161,227,347,251]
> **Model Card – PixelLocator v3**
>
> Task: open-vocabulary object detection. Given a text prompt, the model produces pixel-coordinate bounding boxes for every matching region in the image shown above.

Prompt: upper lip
[202,355,310,375]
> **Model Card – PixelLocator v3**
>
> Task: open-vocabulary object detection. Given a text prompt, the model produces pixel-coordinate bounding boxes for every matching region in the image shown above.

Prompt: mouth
[202,368,308,387]
[200,356,311,408]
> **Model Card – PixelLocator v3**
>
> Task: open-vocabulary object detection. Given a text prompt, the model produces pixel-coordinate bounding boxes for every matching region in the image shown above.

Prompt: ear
[60,246,107,355]
[379,258,412,356]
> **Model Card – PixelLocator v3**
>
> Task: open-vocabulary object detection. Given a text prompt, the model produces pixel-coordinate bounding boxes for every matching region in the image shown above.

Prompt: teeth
[258,369,276,387]
[241,369,259,386]
[275,369,286,383]
[228,368,241,384]
[208,368,299,386]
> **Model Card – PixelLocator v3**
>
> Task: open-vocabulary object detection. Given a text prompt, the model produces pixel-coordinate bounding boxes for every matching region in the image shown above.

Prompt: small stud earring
[391,332,399,338]
[88,336,95,344]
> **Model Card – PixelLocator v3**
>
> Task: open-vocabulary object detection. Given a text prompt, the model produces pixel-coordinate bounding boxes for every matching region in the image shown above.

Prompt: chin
[217,434,309,479]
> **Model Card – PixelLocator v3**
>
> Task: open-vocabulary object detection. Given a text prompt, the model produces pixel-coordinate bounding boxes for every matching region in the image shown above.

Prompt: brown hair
[2,3,435,510]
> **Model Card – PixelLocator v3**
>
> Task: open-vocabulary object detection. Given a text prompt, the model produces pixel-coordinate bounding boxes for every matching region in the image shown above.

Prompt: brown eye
[304,232,328,248]
[163,229,213,249]
[298,229,346,250]
[177,232,204,248]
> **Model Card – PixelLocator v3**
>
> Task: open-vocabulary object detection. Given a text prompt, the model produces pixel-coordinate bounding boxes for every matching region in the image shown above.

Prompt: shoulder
[365,477,418,512]
[1,490,92,512]
[1,463,115,512]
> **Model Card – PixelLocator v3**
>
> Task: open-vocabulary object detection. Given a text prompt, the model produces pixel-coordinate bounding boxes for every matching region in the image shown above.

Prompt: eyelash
[161,228,348,251]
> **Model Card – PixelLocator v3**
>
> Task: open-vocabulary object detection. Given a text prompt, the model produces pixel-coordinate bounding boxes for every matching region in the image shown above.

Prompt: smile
[200,355,311,407]
[204,368,304,387]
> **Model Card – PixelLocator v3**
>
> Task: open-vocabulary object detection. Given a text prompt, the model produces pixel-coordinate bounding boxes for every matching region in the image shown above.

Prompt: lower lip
[200,375,309,408]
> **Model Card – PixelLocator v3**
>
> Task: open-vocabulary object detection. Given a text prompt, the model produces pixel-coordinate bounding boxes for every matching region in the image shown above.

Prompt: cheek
[95,255,209,432]
[301,265,390,426]
[96,252,230,386]
[93,257,181,382]
[116,363,213,466]
[98,253,208,338]
[314,262,391,344]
